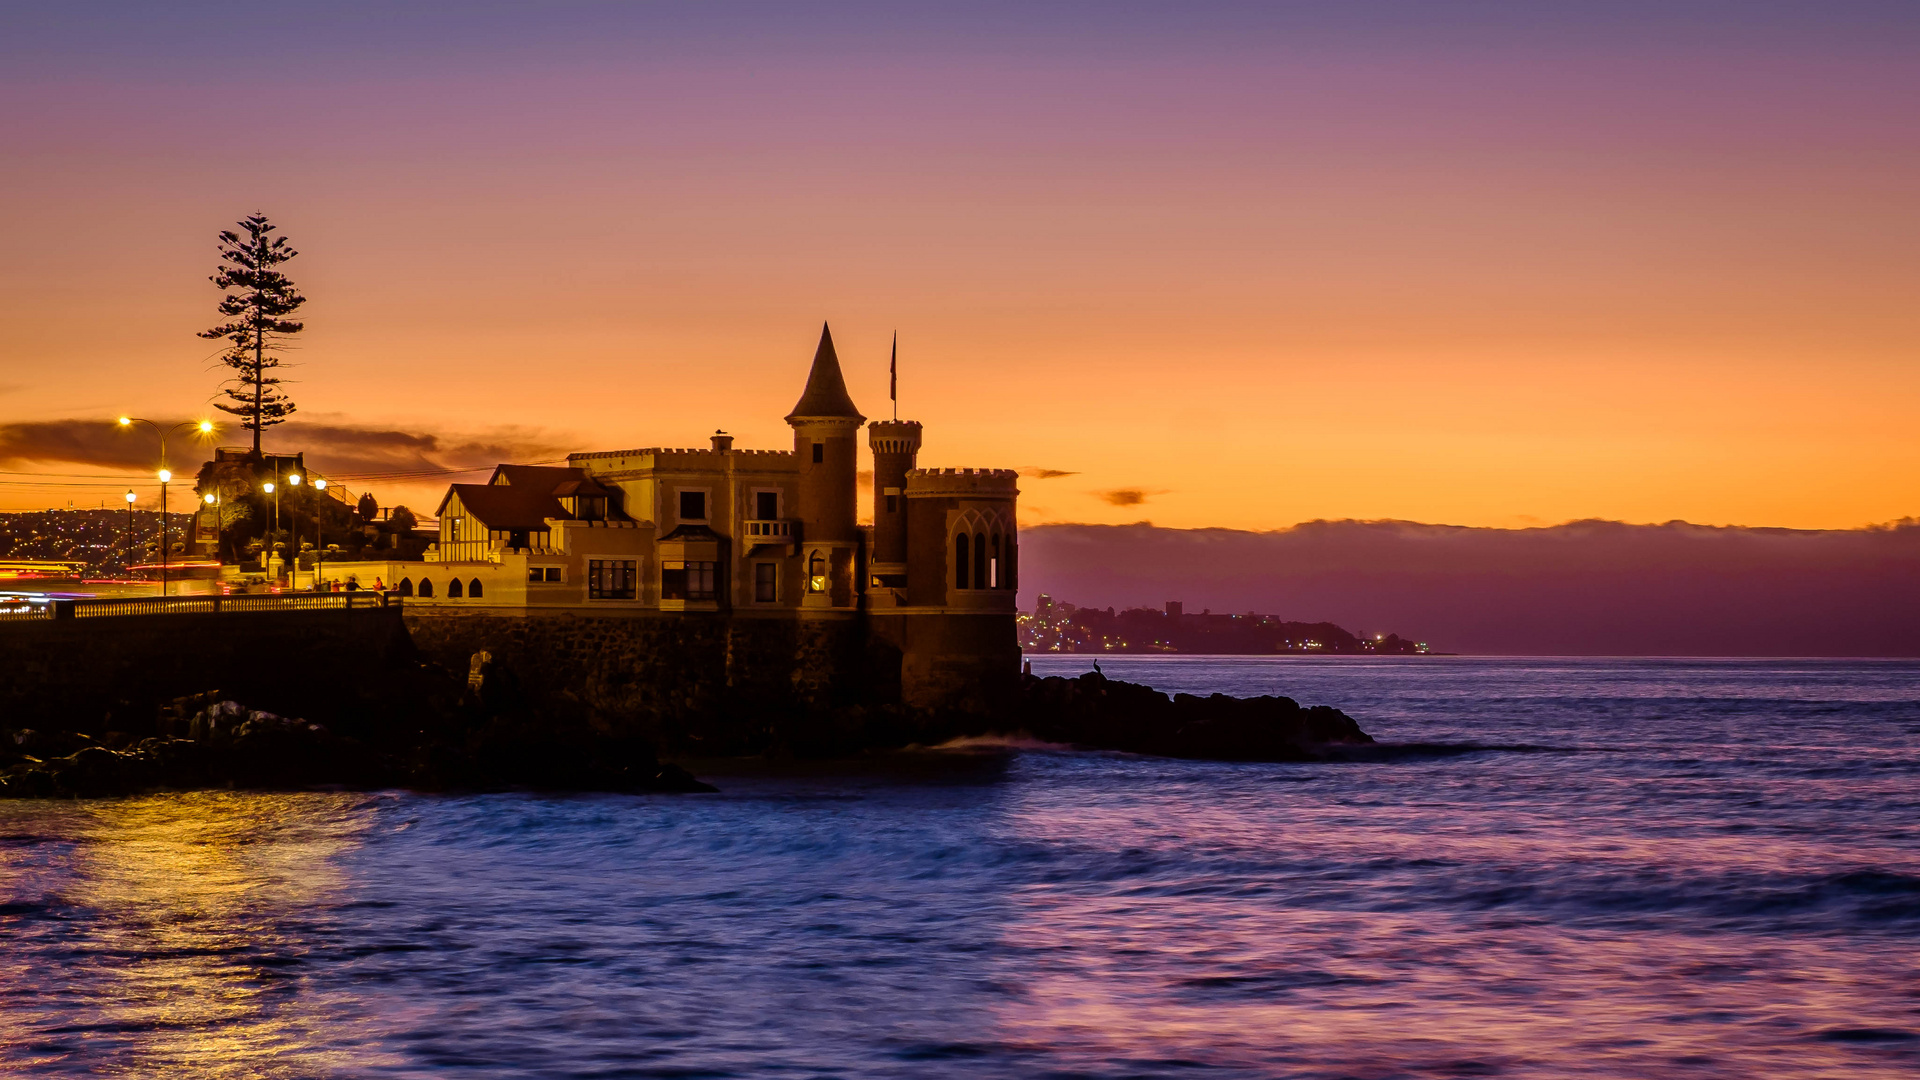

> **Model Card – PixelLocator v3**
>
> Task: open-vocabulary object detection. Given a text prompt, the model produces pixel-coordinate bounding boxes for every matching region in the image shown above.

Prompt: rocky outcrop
[1007,671,1374,761]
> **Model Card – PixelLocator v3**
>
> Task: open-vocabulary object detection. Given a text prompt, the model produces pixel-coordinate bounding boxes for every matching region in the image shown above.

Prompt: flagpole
[890,331,898,421]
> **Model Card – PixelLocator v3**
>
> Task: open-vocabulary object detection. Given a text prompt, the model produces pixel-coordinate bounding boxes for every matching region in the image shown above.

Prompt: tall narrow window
[954,535,970,590]
[1004,535,1017,590]
[885,493,897,513]
[756,491,779,519]
[808,551,826,593]
[812,442,824,463]
[754,562,778,602]
[990,533,1001,588]
[973,532,988,591]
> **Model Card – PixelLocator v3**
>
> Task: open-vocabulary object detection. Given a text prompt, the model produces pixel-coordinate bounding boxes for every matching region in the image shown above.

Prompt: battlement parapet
[571,447,796,465]
[906,467,1019,499]
[868,420,925,455]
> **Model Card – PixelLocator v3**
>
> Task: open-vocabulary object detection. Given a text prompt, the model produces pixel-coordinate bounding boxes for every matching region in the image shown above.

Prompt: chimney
[711,430,733,453]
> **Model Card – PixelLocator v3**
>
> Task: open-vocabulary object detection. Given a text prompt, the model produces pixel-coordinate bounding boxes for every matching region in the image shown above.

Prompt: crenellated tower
[867,419,923,589]
[785,323,865,609]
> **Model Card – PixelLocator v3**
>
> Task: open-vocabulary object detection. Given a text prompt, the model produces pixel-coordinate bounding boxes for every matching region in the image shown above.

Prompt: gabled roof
[489,464,586,488]
[785,322,864,422]
[437,483,565,531]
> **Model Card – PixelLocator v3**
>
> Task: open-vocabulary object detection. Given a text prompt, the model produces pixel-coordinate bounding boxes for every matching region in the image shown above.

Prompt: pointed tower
[786,323,865,607]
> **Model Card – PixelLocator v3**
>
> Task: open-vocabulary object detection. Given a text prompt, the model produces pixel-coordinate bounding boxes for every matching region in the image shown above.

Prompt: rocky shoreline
[1,663,1373,799]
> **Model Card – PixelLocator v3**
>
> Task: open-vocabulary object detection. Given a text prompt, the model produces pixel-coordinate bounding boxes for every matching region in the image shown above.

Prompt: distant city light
[116,417,130,426]
[198,420,213,433]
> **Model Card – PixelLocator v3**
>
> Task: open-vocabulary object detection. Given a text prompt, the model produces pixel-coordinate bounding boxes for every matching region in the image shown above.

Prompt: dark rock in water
[1007,672,1373,762]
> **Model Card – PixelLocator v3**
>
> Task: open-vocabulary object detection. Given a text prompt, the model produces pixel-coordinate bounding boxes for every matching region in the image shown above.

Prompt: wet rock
[1007,673,1374,762]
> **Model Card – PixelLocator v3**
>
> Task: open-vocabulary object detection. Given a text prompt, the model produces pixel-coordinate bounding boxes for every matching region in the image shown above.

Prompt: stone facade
[332,323,1023,712]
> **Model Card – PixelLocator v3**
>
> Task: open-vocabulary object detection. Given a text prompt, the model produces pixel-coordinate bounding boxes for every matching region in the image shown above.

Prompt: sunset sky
[2,2,1915,529]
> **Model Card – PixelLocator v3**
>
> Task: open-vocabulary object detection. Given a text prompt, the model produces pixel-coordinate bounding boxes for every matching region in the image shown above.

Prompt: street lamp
[288,473,303,587]
[202,491,220,565]
[157,469,172,595]
[312,478,328,590]
[116,416,213,595]
[263,480,278,578]
[124,489,136,574]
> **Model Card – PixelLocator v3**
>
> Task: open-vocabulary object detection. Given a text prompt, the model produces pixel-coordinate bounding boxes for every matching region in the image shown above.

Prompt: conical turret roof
[786,322,865,422]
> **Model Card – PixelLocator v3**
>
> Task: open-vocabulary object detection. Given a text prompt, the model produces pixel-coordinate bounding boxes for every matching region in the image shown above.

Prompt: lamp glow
[157,469,171,483]
[288,474,302,486]
[124,490,136,504]
[313,478,327,491]
[262,482,274,494]
[117,417,130,426]
[204,494,216,505]
[198,420,213,433]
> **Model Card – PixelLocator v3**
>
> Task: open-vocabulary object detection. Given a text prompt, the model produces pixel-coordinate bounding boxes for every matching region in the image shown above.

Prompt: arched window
[397,578,413,596]
[954,534,970,590]
[418,578,435,598]
[448,578,463,598]
[990,532,1002,589]
[807,551,826,593]
[973,531,987,592]
[1004,533,1017,590]
[469,578,483,598]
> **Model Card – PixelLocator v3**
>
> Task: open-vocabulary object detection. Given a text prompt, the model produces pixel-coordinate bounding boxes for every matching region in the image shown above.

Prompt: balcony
[742,519,795,549]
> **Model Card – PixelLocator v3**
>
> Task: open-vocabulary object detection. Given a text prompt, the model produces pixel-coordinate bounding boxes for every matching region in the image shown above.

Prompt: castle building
[328,324,1021,705]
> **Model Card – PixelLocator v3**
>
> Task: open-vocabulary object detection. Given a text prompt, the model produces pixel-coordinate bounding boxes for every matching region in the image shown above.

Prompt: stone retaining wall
[0,606,416,733]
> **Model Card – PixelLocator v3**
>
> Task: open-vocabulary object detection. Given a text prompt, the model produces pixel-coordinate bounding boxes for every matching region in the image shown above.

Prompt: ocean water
[2,656,1917,1079]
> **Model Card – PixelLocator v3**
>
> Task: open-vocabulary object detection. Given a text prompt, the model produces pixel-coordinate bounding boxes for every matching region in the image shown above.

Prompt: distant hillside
[1016,519,1920,657]
[0,509,164,577]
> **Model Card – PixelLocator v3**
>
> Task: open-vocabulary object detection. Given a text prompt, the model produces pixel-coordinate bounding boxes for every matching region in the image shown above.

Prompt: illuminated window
[587,560,635,600]
[808,551,826,593]
[754,562,778,602]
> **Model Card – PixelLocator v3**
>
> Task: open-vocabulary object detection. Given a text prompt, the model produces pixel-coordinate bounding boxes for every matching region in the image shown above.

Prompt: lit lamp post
[124,489,136,574]
[312,477,327,590]
[287,473,302,586]
[202,491,221,565]
[262,480,278,579]
[157,469,172,595]
[116,417,212,595]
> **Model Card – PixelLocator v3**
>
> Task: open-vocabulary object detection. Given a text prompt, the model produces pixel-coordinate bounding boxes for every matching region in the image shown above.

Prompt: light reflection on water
[2,657,1917,1077]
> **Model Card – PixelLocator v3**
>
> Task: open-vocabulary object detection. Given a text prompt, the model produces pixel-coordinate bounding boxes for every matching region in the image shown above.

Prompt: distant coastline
[1020,595,1427,656]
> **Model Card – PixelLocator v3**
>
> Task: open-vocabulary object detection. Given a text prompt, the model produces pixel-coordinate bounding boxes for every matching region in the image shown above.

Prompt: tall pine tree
[200,214,306,455]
